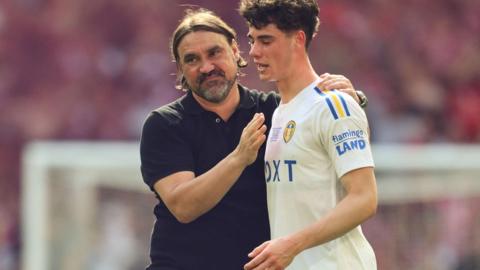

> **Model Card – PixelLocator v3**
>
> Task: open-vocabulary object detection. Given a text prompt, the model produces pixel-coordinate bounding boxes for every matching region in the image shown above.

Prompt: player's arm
[244,167,377,270]
[294,167,377,246]
[154,113,266,223]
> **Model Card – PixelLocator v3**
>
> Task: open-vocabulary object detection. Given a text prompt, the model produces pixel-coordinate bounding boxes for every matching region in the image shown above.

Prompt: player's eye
[260,38,273,45]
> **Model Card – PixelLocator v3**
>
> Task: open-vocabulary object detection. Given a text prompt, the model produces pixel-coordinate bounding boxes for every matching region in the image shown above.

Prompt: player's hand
[318,73,360,104]
[234,113,267,167]
[244,238,298,270]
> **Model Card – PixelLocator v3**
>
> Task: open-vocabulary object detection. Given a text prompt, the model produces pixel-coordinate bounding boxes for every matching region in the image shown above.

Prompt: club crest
[283,120,296,143]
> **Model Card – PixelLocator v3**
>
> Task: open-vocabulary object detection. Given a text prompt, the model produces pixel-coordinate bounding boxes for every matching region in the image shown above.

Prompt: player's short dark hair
[239,0,320,48]
[171,9,247,90]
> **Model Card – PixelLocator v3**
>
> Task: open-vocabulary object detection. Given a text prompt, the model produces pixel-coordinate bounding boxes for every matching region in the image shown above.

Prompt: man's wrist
[356,90,368,108]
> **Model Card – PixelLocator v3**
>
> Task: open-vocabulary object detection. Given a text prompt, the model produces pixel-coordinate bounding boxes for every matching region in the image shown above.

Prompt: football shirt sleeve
[317,91,375,178]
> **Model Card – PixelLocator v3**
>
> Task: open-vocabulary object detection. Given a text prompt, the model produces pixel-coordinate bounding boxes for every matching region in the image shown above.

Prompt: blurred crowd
[0,0,479,269]
[313,0,480,143]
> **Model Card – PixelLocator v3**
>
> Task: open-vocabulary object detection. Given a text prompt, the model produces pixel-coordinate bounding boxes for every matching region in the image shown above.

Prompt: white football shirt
[264,79,377,270]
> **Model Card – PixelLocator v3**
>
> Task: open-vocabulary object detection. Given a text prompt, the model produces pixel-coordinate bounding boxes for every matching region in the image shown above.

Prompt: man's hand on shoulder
[318,73,368,108]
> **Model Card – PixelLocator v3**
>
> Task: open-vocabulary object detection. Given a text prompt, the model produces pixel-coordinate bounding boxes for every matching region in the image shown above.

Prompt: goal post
[21,141,151,270]
[21,141,480,270]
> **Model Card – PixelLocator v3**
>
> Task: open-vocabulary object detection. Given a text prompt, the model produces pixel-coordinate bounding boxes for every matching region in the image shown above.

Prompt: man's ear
[174,60,185,86]
[231,39,240,60]
[175,60,183,74]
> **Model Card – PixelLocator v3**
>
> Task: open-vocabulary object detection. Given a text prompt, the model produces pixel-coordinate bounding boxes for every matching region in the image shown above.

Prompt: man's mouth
[198,70,225,85]
[203,74,222,82]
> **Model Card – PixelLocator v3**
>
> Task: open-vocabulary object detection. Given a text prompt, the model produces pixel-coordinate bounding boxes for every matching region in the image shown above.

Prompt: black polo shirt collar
[181,84,256,115]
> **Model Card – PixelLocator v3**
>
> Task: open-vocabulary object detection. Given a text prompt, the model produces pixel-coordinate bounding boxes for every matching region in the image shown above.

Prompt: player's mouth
[256,63,269,72]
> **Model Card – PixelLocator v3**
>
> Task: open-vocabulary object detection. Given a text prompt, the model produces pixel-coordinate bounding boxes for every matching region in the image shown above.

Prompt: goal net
[21,142,480,270]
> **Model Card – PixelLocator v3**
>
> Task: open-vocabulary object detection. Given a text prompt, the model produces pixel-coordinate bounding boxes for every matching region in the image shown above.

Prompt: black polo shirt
[140,85,279,270]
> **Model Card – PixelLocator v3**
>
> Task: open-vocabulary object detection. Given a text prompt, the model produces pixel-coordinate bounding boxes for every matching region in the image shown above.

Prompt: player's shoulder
[311,85,361,121]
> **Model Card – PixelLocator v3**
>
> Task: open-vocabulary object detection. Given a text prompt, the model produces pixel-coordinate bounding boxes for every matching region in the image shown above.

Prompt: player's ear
[295,30,307,49]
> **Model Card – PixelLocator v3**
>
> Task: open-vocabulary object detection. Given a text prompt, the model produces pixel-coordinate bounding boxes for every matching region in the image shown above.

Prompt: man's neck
[192,84,240,122]
[277,58,318,104]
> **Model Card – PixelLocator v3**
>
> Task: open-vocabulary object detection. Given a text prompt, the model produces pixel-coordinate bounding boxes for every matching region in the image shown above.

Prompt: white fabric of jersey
[264,79,377,270]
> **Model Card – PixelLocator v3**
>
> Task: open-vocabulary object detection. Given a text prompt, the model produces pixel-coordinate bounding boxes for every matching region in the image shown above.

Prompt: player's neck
[277,58,318,104]
[193,84,240,122]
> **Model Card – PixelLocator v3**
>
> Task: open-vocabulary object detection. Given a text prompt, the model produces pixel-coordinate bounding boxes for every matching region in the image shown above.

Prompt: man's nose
[199,60,215,73]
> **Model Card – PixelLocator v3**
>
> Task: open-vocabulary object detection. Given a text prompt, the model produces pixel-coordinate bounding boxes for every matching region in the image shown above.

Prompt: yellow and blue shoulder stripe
[313,86,351,120]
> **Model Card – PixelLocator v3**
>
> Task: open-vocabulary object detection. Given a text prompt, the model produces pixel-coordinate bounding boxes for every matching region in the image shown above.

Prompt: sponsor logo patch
[332,129,368,156]
[265,159,297,182]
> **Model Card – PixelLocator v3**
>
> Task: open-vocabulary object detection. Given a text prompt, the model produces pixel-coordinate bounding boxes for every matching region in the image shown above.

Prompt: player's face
[248,24,295,82]
[177,31,239,103]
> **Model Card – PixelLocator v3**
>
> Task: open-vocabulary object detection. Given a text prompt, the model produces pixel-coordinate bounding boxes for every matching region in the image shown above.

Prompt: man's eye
[210,49,221,57]
[184,57,197,64]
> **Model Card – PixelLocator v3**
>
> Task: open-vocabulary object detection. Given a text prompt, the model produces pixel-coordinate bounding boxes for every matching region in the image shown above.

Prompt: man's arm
[244,167,377,270]
[317,73,364,105]
[154,113,266,223]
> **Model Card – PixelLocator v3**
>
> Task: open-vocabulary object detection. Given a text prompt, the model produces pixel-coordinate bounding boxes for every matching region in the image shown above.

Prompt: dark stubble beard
[190,69,238,104]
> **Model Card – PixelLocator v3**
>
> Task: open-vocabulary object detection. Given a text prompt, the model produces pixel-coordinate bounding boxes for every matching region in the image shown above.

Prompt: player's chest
[265,112,319,160]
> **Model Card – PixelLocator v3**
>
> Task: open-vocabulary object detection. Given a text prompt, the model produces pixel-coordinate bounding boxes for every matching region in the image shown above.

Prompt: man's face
[177,31,239,103]
[248,24,296,82]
